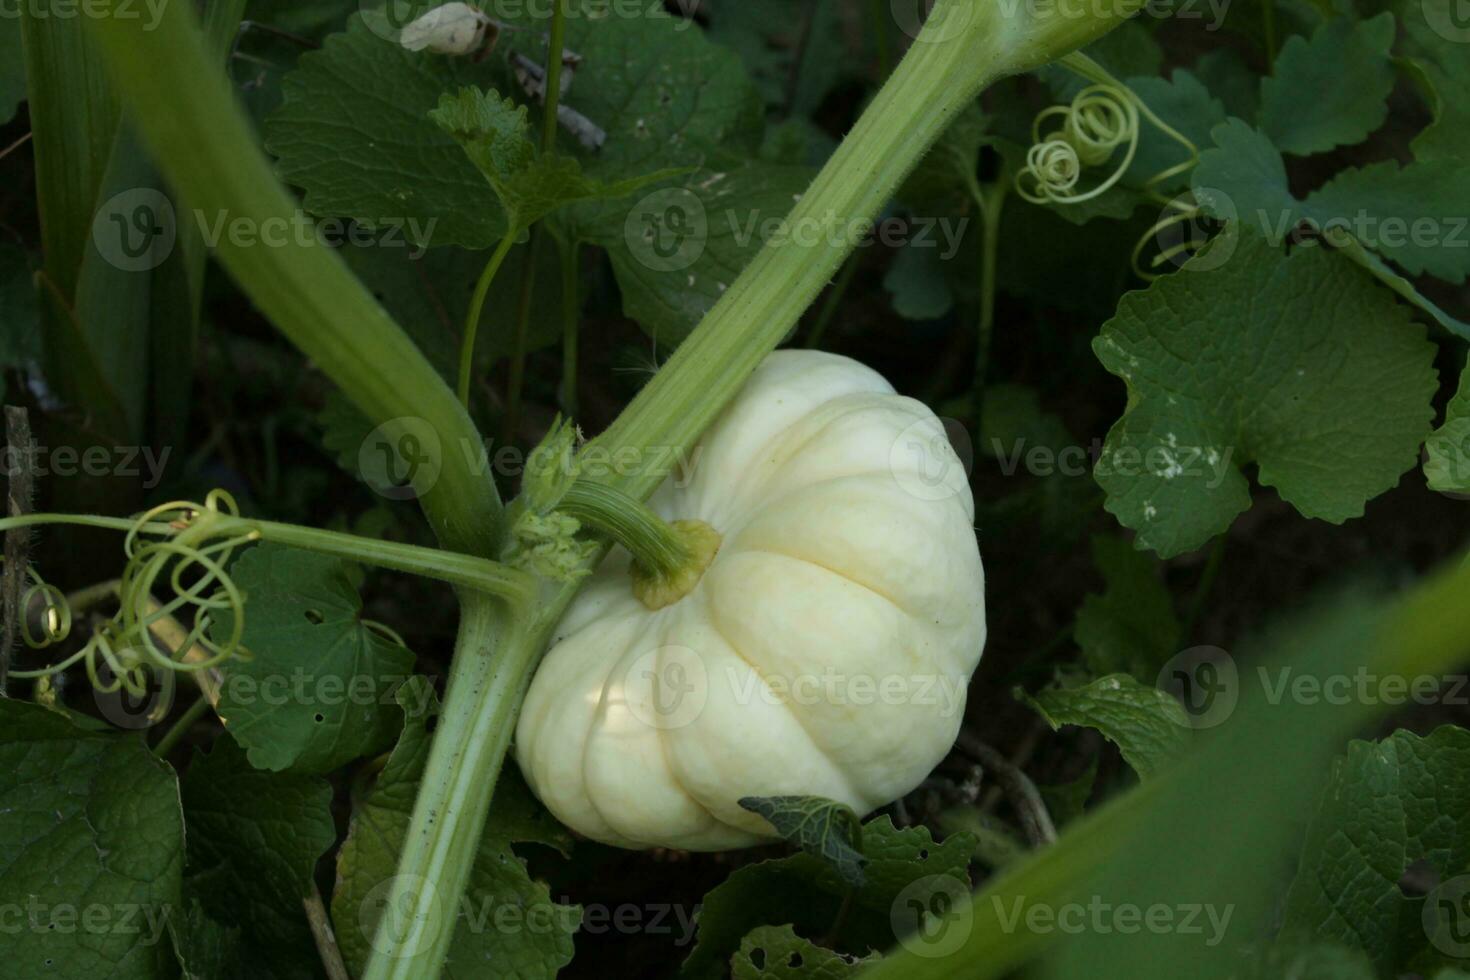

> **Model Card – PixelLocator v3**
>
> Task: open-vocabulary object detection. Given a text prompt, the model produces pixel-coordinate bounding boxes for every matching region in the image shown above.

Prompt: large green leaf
[0,700,183,980]
[332,678,578,979]
[1092,226,1437,557]
[211,542,416,773]
[1282,727,1470,975]
[179,739,336,980]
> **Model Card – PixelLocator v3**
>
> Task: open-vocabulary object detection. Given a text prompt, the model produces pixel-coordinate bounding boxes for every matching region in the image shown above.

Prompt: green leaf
[738,795,868,888]
[264,12,509,248]
[1075,535,1181,681]
[212,542,416,773]
[683,817,974,977]
[731,925,875,979]
[1191,117,1299,226]
[884,240,955,321]
[1426,363,1470,493]
[1282,727,1470,974]
[1259,13,1395,155]
[1092,226,1437,558]
[0,700,184,980]
[333,678,578,978]
[1020,674,1191,779]
[1305,159,1470,283]
[179,738,337,980]
[0,18,23,124]
[430,86,679,232]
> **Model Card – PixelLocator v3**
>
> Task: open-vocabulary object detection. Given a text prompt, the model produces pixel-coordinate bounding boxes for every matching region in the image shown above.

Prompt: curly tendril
[9,490,254,696]
[1016,54,1201,215]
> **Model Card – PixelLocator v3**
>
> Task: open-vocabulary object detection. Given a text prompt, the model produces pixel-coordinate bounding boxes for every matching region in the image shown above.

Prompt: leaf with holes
[211,542,416,773]
[732,925,876,979]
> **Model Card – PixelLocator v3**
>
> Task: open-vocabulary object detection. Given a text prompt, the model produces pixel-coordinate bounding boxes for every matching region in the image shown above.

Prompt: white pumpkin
[515,350,986,850]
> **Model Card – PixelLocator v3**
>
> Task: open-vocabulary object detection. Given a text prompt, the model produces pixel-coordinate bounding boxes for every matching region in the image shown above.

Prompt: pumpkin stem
[557,483,721,608]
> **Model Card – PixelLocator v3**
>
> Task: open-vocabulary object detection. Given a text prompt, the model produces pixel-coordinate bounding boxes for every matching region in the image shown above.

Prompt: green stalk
[559,238,581,417]
[0,513,536,607]
[587,0,1135,502]
[83,2,501,556]
[458,229,518,408]
[541,0,569,153]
